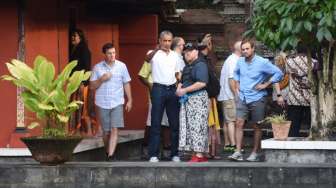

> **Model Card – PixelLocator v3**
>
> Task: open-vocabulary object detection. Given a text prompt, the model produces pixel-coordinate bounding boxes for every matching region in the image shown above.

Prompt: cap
[184,43,198,51]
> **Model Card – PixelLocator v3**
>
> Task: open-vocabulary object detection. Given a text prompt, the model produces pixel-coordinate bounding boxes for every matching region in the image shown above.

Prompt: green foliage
[1,55,91,138]
[264,114,288,124]
[246,0,336,51]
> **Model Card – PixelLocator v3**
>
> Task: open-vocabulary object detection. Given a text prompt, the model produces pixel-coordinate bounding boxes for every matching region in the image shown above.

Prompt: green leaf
[53,60,78,88]
[1,75,15,81]
[280,38,290,50]
[13,79,38,95]
[326,15,333,27]
[65,71,84,98]
[304,21,313,31]
[33,55,44,72]
[316,27,333,42]
[51,89,67,112]
[5,63,21,79]
[324,28,333,41]
[67,101,81,111]
[27,122,40,129]
[38,103,54,110]
[316,28,324,42]
[11,59,37,82]
[83,71,91,81]
[57,114,69,123]
[280,19,287,30]
[276,4,286,15]
[316,12,323,19]
[286,18,293,32]
[36,58,55,90]
[21,93,43,116]
[289,37,299,48]
[319,16,327,26]
[293,21,303,33]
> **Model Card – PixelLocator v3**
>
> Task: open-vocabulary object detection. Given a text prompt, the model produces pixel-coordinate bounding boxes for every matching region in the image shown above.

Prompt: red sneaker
[188,155,208,162]
[198,156,208,162]
[188,155,199,162]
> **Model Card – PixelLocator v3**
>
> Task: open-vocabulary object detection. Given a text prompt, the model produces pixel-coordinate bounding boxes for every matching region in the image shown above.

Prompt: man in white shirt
[172,36,186,77]
[218,41,241,153]
[148,31,181,162]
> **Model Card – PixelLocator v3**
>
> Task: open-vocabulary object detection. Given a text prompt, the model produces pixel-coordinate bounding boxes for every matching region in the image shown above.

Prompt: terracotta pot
[21,136,82,165]
[271,121,291,140]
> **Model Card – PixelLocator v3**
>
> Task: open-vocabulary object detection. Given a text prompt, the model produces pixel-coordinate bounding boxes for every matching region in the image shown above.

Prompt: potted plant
[265,114,291,140]
[1,55,91,165]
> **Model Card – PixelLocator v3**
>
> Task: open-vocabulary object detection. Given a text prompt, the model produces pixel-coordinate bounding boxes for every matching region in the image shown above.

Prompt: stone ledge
[262,137,336,150]
[0,162,336,188]
[0,130,144,157]
[262,138,336,163]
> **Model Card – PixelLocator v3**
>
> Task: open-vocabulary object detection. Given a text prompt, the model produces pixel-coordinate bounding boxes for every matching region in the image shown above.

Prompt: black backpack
[206,64,220,98]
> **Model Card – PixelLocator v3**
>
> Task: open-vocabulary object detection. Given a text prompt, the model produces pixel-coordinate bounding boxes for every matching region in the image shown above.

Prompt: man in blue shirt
[229,39,284,162]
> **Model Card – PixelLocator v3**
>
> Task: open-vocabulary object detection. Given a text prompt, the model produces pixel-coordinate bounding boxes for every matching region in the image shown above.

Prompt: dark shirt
[70,42,91,85]
[198,52,217,77]
[181,58,208,92]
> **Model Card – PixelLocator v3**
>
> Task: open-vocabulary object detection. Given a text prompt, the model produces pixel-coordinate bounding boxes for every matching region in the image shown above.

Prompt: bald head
[233,41,242,55]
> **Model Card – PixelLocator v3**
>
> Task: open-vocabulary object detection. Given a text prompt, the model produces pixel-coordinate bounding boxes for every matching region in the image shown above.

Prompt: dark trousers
[288,105,311,137]
[148,83,179,158]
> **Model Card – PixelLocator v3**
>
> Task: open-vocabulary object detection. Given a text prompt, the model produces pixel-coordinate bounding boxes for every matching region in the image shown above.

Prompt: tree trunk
[309,47,336,140]
[310,85,335,140]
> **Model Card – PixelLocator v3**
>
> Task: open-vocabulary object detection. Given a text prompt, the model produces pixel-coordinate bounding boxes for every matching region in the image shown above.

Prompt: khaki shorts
[222,99,236,123]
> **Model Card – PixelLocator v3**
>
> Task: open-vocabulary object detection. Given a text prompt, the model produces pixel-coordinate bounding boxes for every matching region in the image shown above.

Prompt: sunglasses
[184,43,196,49]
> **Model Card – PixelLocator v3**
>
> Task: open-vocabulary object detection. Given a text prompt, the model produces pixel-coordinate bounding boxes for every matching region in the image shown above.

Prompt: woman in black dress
[69,29,92,135]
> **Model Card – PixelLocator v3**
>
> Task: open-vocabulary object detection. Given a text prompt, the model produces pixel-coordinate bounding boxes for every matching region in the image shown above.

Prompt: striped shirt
[286,55,315,106]
[90,60,131,109]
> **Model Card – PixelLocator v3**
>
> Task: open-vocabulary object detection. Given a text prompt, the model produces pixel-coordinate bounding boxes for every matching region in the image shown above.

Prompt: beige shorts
[222,99,236,123]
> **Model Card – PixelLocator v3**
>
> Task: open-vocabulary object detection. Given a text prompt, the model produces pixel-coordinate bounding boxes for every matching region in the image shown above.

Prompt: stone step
[0,161,335,188]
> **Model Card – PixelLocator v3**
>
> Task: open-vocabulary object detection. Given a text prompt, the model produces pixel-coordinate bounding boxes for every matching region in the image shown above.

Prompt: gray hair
[159,30,173,39]
[234,41,242,53]
[171,37,183,50]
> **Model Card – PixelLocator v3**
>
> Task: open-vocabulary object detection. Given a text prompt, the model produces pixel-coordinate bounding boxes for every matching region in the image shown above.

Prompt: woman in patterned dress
[286,47,316,137]
[176,43,209,162]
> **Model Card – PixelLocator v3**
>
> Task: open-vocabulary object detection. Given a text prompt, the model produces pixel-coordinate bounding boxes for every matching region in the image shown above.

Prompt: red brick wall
[119,15,158,129]
[0,2,19,147]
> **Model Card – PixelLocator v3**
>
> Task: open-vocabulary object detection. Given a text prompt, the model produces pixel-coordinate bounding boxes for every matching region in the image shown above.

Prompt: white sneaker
[228,151,243,161]
[149,156,159,163]
[246,152,259,162]
[171,156,181,162]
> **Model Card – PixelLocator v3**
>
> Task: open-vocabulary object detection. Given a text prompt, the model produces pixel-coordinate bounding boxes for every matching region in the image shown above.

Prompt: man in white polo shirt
[218,41,241,152]
[148,30,181,162]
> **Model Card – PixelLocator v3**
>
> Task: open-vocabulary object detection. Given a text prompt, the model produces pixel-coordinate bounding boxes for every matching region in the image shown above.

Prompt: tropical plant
[1,55,91,137]
[246,0,336,140]
[264,114,288,124]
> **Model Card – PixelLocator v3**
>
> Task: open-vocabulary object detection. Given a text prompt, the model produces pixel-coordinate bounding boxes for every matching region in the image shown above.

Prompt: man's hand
[100,72,112,82]
[277,96,285,108]
[148,83,153,91]
[125,101,132,112]
[255,83,268,90]
[176,88,186,97]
